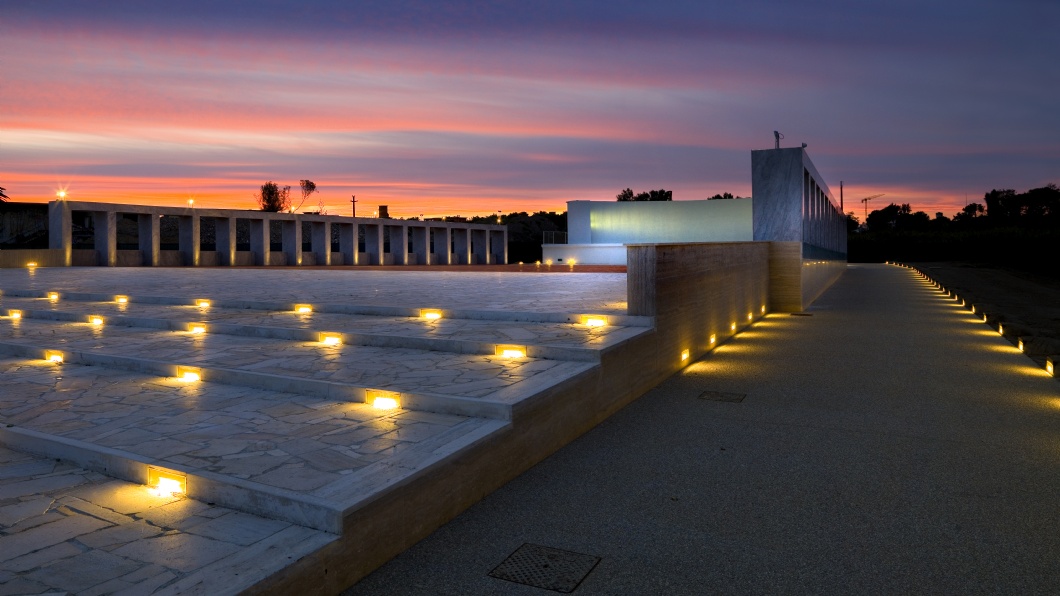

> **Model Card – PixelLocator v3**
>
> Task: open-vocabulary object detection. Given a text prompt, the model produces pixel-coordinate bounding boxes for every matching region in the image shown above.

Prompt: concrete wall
[541,243,626,265]
[568,199,753,245]
[751,147,847,257]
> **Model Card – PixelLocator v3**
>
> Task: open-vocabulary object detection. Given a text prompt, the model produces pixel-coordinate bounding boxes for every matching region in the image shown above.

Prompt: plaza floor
[0,266,640,593]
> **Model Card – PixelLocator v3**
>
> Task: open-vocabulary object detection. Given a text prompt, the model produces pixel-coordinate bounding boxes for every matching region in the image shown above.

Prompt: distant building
[543,146,846,266]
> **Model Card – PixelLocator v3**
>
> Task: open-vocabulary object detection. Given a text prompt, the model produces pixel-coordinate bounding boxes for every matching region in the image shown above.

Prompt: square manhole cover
[698,390,746,402]
[489,543,601,593]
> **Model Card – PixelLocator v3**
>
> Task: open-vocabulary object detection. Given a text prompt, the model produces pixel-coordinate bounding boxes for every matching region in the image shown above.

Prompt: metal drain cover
[489,543,600,593]
[698,390,746,402]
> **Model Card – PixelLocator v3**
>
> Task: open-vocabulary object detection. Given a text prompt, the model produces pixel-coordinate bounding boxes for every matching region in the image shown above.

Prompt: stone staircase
[0,288,651,535]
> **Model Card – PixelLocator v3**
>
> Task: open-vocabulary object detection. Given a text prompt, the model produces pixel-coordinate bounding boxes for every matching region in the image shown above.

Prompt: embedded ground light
[421,309,442,321]
[366,389,401,410]
[115,295,129,304]
[583,316,607,328]
[45,351,64,364]
[48,292,59,301]
[177,367,201,382]
[89,316,104,326]
[196,299,211,308]
[148,467,187,497]
[321,333,342,346]
[496,345,527,358]
[8,310,22,320]
[188,323,206,334]
[295,304,313,314]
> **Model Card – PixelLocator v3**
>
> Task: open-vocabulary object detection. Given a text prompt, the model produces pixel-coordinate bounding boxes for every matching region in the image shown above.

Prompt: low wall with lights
[0,248,67,269]
[40,200,506,268]
[627,242,771,377]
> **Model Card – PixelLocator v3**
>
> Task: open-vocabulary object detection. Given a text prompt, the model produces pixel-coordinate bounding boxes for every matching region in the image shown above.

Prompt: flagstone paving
[0,358,501,494]
[0,317,595,400]
[0,267,639,594]
[0,446,337,595]
[0,293,645,350]
[8,267,630,314]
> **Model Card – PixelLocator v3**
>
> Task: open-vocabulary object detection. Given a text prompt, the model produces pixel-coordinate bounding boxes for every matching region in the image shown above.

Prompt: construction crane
[860,193,884,220]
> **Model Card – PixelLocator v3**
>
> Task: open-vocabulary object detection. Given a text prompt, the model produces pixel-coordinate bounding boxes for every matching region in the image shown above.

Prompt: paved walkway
[349,264,1060,594]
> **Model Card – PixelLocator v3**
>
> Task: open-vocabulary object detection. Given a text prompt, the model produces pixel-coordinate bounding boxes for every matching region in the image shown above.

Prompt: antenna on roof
[774,131,784,150]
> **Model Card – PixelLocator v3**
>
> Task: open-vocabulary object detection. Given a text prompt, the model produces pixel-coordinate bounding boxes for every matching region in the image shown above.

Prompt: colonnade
[48,201,507,267]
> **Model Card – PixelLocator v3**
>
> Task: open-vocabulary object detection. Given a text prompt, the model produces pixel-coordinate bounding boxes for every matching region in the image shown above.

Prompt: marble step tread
[0,446,337,596]
[0,294,648,360]
[0,287,650,326]
[0,358,510,533]
[0,317,597,417]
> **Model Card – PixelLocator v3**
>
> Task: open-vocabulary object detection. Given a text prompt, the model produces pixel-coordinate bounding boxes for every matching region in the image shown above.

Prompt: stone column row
[47,201,508,267]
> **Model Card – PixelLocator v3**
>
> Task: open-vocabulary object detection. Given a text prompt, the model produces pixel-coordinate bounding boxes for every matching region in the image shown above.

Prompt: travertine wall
[628,242,771,369]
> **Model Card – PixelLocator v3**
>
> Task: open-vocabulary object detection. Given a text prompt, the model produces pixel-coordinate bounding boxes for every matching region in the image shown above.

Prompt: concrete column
[471,229,488,265]
[410,225,429,265]
[138,213,160,266]
[434,226,452,265]
[310,221,330,266]
[250,218,270,266]
[364,223,384,265]
[215,217,237,266]
[48,200,72,266]
[387,224,407,265]
[452,228,470,265]
[92,211,117,267]
[489,229,506,265]
[282,219,301,266]
[178,214,200,266]
[338,222,356,266]
[802,171,810,244]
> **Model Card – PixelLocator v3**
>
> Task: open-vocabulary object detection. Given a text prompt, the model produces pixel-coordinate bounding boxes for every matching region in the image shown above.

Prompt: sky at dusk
[2,1,1058,219]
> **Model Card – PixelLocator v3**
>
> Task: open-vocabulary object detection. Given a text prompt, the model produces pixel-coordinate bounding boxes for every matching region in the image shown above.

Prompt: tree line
[850,184,1059,276]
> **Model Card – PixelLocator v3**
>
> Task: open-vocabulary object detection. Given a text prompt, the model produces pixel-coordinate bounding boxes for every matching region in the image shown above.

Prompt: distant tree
[1022,184,1060,225]
[865,203,929,232]
[930,212,952,231]
[291,179,317,213]
[846,212,860,233]
[0,186,7,201]
[256,181,291,212]
[616,188,672,201]
[984,189,1018,224]
[637,189,672,201]
[707,192,735,200]
[952,202,985,225]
